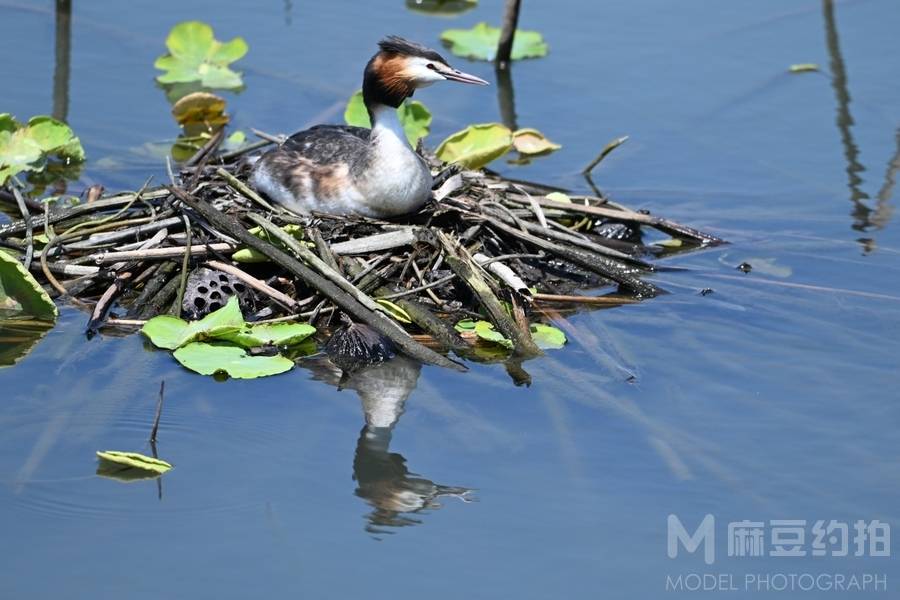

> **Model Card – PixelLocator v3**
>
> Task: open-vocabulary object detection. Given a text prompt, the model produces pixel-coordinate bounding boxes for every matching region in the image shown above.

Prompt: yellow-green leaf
[141,295,244,350]
[512,128,561,156]
[435,123,513,169]
[789,63,819,73]
[0,251,58,321]
[375,299,413,323]
[96,451,173,475]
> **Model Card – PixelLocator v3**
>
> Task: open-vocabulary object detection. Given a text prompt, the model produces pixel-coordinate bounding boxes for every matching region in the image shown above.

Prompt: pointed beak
[442,67,490,86]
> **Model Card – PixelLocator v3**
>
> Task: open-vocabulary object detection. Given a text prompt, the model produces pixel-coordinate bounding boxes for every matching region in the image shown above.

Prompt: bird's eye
[426,63,437,71]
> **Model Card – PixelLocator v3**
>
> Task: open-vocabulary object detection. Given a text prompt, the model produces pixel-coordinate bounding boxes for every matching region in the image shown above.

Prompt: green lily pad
[474,320,513,349]
[512,128,561,156]
[232,224,308,263]
[344,90,432,146]
[440,22,548,61]
[173,342,295,378]
[0,114,85,186]
[435,123,513,169]
[96,451,172,475]
[0,252,58,321]
[218,322,316,348]
[455,319,565,350]
[530,323,566,349]
[155,21,248,89]
[141,295,244,350]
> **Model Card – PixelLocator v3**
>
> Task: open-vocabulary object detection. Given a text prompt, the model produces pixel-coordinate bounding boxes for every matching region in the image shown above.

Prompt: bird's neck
[368,103,410,150]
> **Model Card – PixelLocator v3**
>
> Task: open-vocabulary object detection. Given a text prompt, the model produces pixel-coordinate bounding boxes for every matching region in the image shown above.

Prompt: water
[2,1,899,597]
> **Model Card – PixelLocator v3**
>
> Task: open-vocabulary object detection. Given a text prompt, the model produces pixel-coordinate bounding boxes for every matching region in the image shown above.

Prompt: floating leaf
[0,114,84,186]
[218,322,316,348]
[474,320,513,348]
[529,323,566,349]
[375,299,413,324]
[789,63,819,73]
[173,342,294,378]
[343,90,432,146]
[440,22,548,61]
[512,128,561,156]
[231,224,309,263]
[455,319,565,351]
[154,21,248,89]
[454,318,477,332]
[171,91,229,129]
[0,252,58,321]
[435,123,513,169]
[141,295,243,350]
[405,0,478,16]
[96,451,172,475]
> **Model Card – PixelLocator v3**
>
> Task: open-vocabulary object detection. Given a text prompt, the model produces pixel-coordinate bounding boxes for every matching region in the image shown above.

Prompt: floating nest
[0,131,725,371]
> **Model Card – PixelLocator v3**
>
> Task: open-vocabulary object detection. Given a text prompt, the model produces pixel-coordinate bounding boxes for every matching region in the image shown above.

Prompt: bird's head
[363,35,488,109]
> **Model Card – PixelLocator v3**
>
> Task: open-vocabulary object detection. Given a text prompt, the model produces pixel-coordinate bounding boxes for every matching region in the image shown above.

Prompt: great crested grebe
[250,36,488,218]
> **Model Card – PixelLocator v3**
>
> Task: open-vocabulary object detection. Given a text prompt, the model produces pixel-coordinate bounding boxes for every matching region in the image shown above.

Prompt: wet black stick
[496,0,522,67]
[170,186,465,371]
[128,261,175,318]
[149,380,165,444]
[487,217,662,297]
[138,272,181,319]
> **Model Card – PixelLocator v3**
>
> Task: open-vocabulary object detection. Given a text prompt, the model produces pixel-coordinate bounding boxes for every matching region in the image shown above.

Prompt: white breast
[356,105,432,217]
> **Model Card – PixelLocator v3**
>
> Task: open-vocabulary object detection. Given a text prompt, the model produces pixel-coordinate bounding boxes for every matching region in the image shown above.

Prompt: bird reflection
[305,355,473,535]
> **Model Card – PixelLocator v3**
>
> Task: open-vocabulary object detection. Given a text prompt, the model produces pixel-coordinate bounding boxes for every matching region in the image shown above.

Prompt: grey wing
[281,125,371,164]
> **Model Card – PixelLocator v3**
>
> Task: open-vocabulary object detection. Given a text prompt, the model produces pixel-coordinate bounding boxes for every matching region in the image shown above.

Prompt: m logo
[668,514,716,565]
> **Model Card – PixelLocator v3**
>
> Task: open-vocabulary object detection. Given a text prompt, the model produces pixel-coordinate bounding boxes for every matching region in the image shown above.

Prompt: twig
[0,188,169,239]
[216,167,279,212]
[172,214,192,317]
[329,228,418,255]
[310,227,340,272]
[64,216,181,250]
[90,243,234,263]
[439,232,541,357]
[474,252,530,295]
[532,292,638,305]
[504,194,725,245]
[11,187,34,270]
[251,128,286,144]
[582,135,629,175]
[487,216,661,297]
[171,186,464,371]
[246,213,398,324]
[149,381,165,444]
[206,260,299,311]
[496,0,522,67]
